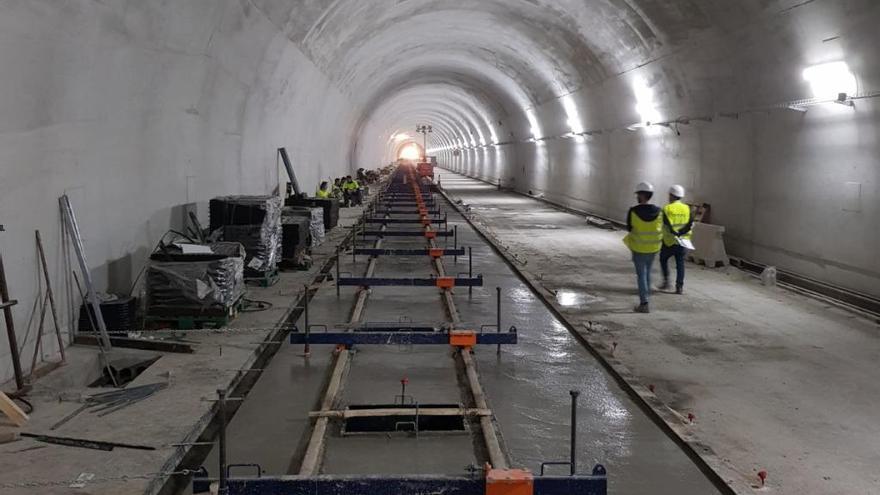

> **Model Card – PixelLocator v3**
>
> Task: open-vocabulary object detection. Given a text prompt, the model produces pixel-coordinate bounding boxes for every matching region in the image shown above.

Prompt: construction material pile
[145,242,245,311]
[209,195,282,277]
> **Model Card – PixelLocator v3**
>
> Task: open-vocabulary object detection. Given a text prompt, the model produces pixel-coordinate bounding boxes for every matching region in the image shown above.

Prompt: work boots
[634,303,650,313]
[658,279,670,291]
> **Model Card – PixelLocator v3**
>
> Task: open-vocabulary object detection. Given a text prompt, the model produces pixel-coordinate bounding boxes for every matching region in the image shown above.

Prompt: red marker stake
[758,470,767,487]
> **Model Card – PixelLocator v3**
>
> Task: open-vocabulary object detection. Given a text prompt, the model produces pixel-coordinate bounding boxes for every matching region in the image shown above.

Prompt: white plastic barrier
[688,222,729,267]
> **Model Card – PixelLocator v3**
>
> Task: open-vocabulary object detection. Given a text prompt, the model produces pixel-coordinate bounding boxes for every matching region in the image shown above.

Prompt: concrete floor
[438,169,880,494]
[201,185,720,494]
[0,203,371,495]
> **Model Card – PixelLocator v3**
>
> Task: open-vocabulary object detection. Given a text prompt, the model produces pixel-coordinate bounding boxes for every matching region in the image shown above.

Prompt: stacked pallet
[144,242,246,329]
[281,207,311,270]
[286,197,339,230]
[209,195,282,285]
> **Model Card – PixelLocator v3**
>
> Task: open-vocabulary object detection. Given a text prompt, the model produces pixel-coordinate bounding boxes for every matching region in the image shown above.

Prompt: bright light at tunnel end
[398,143,421,160]
[802,61,857,100]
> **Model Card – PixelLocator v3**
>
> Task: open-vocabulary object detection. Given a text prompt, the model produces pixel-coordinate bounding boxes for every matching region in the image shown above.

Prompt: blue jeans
[632,252,656,305]
[660,244,686,289]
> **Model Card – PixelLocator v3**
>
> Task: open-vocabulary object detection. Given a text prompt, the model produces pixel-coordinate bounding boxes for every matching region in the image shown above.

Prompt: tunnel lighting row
[425,61,872,155]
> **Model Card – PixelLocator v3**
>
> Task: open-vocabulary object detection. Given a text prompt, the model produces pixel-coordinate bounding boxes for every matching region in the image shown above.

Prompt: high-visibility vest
[343,181,359,191]
[662,201,692,247]
[623,210,663,254]
[316,188,331,199]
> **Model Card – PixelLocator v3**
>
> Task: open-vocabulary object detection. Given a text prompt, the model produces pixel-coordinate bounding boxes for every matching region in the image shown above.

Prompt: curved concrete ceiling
[267,0,768,163]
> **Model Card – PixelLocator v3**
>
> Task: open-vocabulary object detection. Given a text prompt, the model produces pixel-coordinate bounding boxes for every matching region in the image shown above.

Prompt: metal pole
[303,284,310,356]
[468,247,473,298]
[351,225,357,264]
[36,230,65,362]
[496,287,502,355]
[570,390,579,476]
[454,226,458,263]
[59,195,112,350]
[217,389,229,495]
[0,254,24,391]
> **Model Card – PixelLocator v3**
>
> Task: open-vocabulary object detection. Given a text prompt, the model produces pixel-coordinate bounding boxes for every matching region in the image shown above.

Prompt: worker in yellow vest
[342,175,361,206]
[659,184,693,294]
[623,182,663,313]
[316,181,332,199]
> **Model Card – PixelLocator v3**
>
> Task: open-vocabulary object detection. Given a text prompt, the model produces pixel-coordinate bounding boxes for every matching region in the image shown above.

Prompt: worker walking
[659,185,693,294]
[623,182,663,313]
[316,181,332,199]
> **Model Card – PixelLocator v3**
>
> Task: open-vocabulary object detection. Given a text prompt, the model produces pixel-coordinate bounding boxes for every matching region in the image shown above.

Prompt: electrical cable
[128,229,201,296]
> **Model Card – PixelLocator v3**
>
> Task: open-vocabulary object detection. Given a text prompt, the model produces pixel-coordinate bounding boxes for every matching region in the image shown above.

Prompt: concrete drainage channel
[435,179,742,495]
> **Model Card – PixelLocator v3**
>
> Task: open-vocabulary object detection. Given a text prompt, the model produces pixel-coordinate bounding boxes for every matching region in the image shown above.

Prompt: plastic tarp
[146,242,245,309]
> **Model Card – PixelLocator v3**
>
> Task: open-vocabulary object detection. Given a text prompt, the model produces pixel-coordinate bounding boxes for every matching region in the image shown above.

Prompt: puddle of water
[555,289,604,308]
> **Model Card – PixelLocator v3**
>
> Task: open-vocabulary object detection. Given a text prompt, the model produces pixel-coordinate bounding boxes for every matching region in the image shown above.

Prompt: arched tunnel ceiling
[251,0,784,162]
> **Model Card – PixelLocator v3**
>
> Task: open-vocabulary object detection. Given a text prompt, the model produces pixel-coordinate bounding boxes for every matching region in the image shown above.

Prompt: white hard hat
[635,182,654,193]
[669,184,685,198]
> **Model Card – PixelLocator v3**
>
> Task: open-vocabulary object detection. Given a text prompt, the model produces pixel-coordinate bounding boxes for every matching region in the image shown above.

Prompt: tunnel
[1,1,879,495]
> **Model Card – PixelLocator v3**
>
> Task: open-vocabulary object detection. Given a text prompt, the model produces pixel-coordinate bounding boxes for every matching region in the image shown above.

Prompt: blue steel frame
[353,248,466,256]
[289,330,517,346]
[373,208,443,215]
[336,275,483,286]
[192,468,608,495]
[360,230,453,237]
[364,218,448,225]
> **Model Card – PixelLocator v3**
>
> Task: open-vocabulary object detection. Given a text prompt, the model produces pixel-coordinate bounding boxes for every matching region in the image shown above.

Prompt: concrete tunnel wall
[1,0,879,382]
[437,1,880,299]
[0,1,360,382]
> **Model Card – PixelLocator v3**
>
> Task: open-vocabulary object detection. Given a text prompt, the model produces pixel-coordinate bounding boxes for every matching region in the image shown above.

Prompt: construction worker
[623,182,663,313]
[332,178,344,199]
[342,175,361,206]
[315,181,332,199]
[659,184,693,294]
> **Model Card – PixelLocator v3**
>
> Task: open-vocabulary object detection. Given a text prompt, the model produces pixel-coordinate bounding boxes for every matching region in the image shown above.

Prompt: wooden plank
[0,391,29,427]
[74,335,194,354]
[299,349,350,475]
[309,407,491,419]
[300,225,382,476]
[461,347,508,470]
[0,428,20,444]
[432,232,508,469]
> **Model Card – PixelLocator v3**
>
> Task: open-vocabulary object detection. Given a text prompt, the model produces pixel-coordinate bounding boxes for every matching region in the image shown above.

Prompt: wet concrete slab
[197,181,721,494]
[439,169,880,494]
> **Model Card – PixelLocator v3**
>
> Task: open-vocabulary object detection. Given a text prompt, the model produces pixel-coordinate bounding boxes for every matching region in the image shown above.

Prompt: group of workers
[315,168,381,207]
[624,182,694,313]
[316,176,363,206]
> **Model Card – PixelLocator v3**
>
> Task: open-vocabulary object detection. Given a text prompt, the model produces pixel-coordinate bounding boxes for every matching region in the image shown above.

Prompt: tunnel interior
[1,2,880,493]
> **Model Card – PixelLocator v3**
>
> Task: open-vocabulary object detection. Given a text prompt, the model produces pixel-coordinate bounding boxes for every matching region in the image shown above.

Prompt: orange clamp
[486,468,534,495]
[435,276,454,288]
[429,248,444,259]
[424,231,437,239]
[450,330,477,348]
